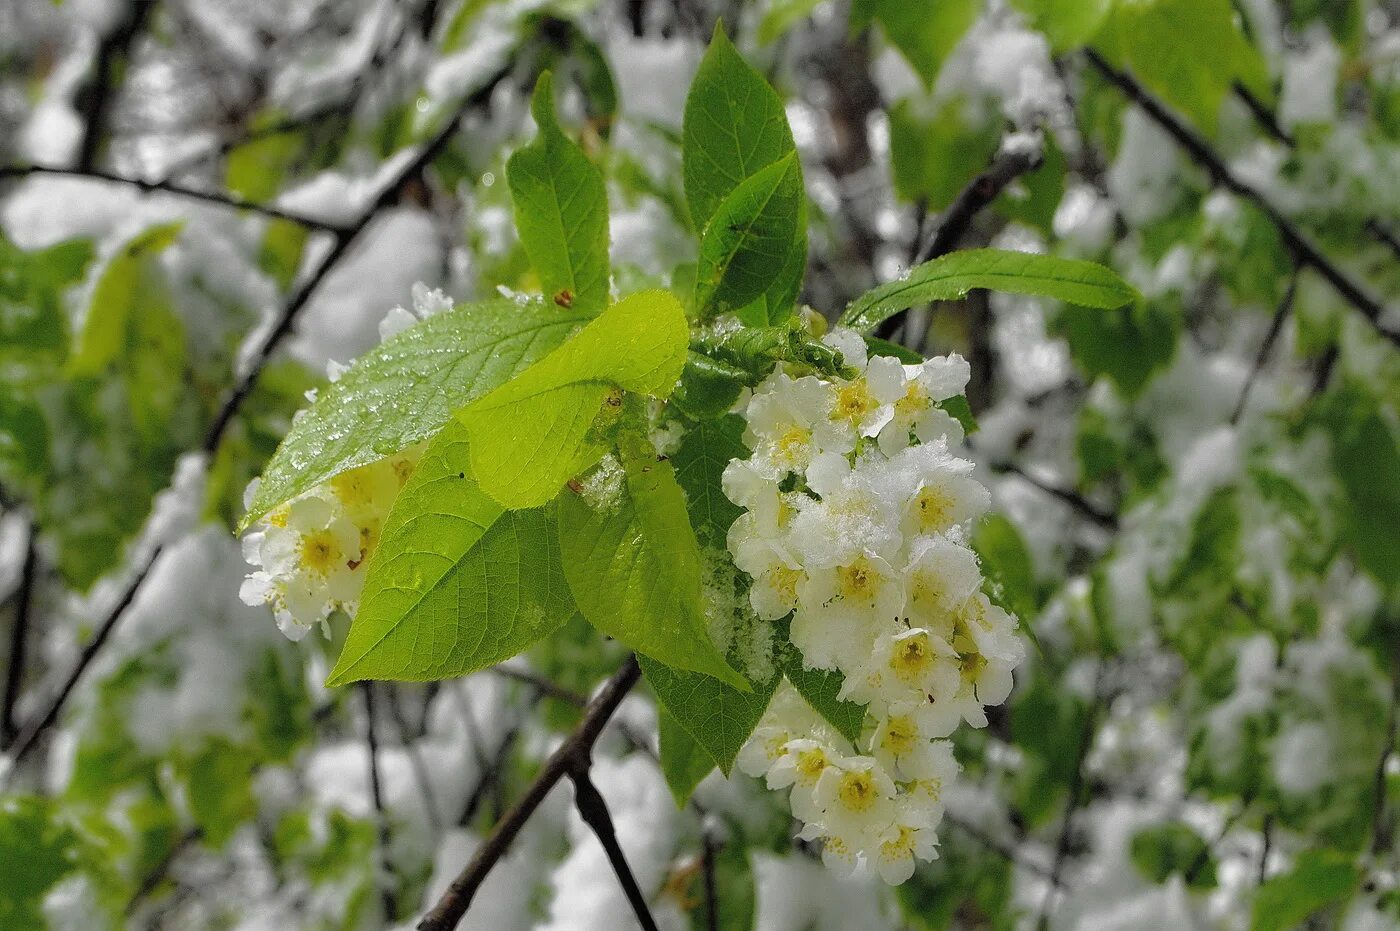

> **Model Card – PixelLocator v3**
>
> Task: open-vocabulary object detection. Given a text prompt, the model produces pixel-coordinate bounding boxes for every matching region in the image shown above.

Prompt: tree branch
[75,1,157,171]
[419,655,642,931]
[568,765,661,931]
[0,164,351,234]
[986,460,1119,531]
[1,516,38,748]
[1086,49,1400,348]
[1231,266,1299,425]
[2,544,164,774]
[363,683,400,922]
[916,134,1044,265]
[1037,672,1106,930]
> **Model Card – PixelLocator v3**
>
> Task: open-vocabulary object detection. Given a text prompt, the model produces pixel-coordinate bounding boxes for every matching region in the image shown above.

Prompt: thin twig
[1365,219,1400,264]
[76,1,157,171]
[1037,671,1105,931]
[1230,267,1299,425]
[2,544,164,775]
[386,686,444,833]
[419,655,642,931]
[1232,82,1294,147]
[916,134,1044,265]
[944,812,1058,882]
[0,164,350,233]
[568,765,661,931]
[124,827,201,918]
[988,460,1119,530]
[1371,659,1400,855]
[701,831,721,931]
[1086,49,1400,348]
[490,665,588,707]
[1,516,38,748]
[363,683,400,922]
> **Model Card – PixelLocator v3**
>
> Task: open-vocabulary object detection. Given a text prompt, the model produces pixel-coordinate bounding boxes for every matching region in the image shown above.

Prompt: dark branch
[988,460,1119,530]
[1231,267,1299,425]
[1086,49,1400,348]
[1232,82,1294,146]
[701,832,721,931]
[490,665,588,707]
[3,545,164,773]
[419,655,642,931]
[75,1,156,171]
[363,684,400,922]
[943,812,1058,882]
[1,516,38,748]
[0,164,350,234]
[568,765,660,931]
[916,134,1044,265]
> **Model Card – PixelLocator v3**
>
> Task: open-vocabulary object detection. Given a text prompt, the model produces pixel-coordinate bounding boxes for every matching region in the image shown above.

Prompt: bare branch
[0,164,350,234]
[985,460,1119,531]
[363,683,400,922]
[419,655,642,931]
[568,765,660,931]
[1086,49,1400,348]
[916,134,1044,265]
[75,1,157,171]
[1231,267,1299,425]
[1,516,38,748]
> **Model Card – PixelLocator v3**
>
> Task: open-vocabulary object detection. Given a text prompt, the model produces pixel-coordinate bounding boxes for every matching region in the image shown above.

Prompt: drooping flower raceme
[730,327,1024,885]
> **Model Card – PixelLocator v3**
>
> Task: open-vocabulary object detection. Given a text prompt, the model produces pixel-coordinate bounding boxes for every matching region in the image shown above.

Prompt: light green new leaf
[643,653,779,787]
[327,420,574,685]
[1251,849,1359,931]
[558,434,747,690]
[0,797,80,929]
[507,72,610,316]
[873,0,979,89]
[694,154,802,318]
[1010,0,1110,52]
[658,705,720,805]
[840,249,1140,333]
[682,25,798,231]
[456,289,688,508]
[243,298,587,529]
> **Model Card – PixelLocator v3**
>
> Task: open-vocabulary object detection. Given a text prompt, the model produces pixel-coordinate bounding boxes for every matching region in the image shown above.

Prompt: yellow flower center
[880,715,918,756]
[795,747,829,785]
[837,559,875,600]
[881,825,917,860]
[959,650,987,684]
[915,484,955,533]
[768,565,803,603]
[833,379,877,426]
[837,770,878,812]
[891,634,933,682]
[267,508,289,529]
[299,529,341,576]
[775,426,810,464]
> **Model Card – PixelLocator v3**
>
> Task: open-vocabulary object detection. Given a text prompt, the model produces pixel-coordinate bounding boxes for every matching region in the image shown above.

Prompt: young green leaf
[455,289,688,508]
[326,420,574,685]
[871,0,979,89]
[671,414,748,549]
[1054,300,1179,398]
[1251,849,1359,931]
[682,25,798,230]
[243,298,587,529]
[839,248,1141,333]
[507,72,611,316]
[643,653,779,785]
[694,153,802,319]
[557,432,748,690]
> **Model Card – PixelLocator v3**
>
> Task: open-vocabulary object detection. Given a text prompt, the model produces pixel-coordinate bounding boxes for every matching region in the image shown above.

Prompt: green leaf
[758,0,825,44]
[888,97,998,208]
[243,298,587,529]
[507,72,611,316]
[455,289,689,508]
[1010,0,1111,52]
[67,222,183,377]
[840,248,1140,333]
[873,0,979,88]
[1095,0,1270,134]
[327,420,575,686]
[671,352,748,420]
[558,432,748,690]
[672,414,748,549]
[694,153,803,319]
[0,797,80,928]
[1054,300,1178,398]
[682,25,798,231]
[781,649,866,744]
[1331,407,1400,588]
[1129,821,1216,889]
[184,738,258,848]
[973,514,1041,625]
[658,705,719,804]
[646,653,778,787]
[1251,849,1359,931]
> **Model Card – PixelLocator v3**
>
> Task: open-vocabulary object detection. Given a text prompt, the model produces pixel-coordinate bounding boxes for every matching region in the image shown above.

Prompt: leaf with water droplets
[241,298,588,530]
[326,419,575,685]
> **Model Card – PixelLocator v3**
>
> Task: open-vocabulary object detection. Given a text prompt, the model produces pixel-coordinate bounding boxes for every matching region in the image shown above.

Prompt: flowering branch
[1085,49,1400,349]
[418,655,641,931]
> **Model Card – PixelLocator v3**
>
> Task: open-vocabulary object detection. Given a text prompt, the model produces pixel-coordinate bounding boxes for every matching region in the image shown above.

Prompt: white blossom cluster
[729,327,1024,885]
[239,448,420,641]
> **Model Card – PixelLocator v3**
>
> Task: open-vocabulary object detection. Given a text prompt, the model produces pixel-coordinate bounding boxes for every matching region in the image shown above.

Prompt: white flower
[905,537,984,632]
[808,754,898,871]
[873,802,942,884]
[790,550,904,670]
[821,326,869,370]
[742,373,839,477]
[840,627,959,713]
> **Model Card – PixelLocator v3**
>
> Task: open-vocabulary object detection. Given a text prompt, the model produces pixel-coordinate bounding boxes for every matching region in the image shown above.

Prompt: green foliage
[1252,849,1359,931]
[1055,300,1179,398]
[327,421,574,685]
[672,413,748,548]
[558,431,747,689]
[973,514,1042,628]
[644,653,779,784]
[1094,0,1270,134]
[1010,0,1111,52]
[507,73,611,316]
[840,248,1140,333]
[455,289,689,508]
[1329,399,1400,589]
[889,98,998,209]
[0,797,82,928]
[694,153,803,319]
[870,0,979,89]
[658,706,722,804]
[1129,821,1216,889]
[781,653,866,744]
[243,298,587,528]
